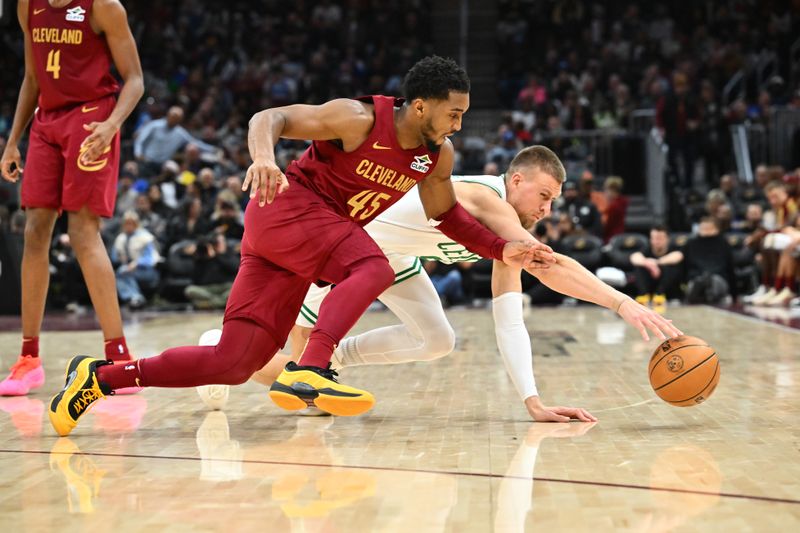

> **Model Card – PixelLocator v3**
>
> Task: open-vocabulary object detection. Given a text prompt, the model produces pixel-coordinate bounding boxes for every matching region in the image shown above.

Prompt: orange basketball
[649,335,720,407]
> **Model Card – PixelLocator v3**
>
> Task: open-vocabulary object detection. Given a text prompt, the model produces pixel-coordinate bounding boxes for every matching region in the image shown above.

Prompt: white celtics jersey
[365,174,507,264]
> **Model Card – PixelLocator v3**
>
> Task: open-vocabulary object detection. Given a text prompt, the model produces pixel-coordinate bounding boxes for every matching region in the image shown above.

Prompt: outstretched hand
[243,159,289,207]
[502,240,556,270]
[617,298,683,341]
[525,396,597,423]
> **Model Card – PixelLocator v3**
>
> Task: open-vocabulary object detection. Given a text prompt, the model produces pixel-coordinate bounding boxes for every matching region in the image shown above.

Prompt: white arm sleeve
[492,292,538,401]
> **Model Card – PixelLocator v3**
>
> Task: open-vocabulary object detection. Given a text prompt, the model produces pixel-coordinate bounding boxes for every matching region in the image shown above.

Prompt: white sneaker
[752,287,778,306]
[743,285,768,304]
[195,329,230,411]
[765,287,797,307]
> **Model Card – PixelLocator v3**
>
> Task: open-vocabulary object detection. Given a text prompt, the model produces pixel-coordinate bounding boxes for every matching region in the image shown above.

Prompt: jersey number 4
[46,49,61,79]
[347,190,390,221]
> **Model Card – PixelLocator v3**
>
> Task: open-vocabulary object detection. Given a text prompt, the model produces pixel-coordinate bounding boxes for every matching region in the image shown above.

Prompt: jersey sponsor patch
[66,6,86,22]
[411,154,432,173]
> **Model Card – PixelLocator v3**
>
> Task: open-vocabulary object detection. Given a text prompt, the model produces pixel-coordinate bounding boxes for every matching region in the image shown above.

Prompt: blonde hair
[506,145,566,183]
[604,176,624,193]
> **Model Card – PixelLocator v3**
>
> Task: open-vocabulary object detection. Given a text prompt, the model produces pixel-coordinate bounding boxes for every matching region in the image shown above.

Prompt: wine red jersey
[285,95,441,226]
[28,0,119,111]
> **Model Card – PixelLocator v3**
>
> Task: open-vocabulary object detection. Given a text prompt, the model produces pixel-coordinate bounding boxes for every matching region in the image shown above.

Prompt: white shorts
[296,253,424,327]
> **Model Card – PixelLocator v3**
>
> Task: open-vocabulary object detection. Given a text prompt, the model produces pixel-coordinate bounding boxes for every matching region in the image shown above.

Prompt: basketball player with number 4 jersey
[0,0,143,397]
[48,56,554,436]
[204,146,682,422]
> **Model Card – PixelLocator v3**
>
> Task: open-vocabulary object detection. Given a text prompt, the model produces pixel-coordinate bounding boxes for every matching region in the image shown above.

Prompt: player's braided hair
[403,56,470,101]
[506,146,566,183]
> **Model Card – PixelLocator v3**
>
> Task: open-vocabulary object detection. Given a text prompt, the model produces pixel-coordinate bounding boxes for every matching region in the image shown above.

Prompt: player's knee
[23,219,54,249]
[361,257,395,291]
[423,323,456,360]
[66,225,100,250]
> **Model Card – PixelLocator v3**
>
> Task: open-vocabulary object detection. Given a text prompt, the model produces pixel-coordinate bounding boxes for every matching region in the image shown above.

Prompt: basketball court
[0,304,798,531]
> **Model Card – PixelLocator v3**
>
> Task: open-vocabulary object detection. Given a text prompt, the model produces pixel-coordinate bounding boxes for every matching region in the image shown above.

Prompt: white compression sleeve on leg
[492,292,538,401]
[335,272,455,366]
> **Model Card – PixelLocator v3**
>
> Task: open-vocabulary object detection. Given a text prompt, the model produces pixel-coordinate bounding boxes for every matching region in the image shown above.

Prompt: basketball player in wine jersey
[0,0,143,396]
[48,56,554,436]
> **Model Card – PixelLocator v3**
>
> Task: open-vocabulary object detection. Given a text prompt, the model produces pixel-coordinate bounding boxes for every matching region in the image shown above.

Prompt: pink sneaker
[0,356,45,396]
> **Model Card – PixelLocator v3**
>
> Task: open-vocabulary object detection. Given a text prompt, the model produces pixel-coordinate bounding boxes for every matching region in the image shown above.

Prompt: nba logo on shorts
[125,364,135,371]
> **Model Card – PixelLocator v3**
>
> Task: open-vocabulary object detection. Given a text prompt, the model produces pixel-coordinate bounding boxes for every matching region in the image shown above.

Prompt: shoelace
[319,367,339,383]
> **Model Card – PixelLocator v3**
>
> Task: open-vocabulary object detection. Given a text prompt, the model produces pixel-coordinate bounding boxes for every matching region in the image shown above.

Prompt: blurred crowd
[0,0,799,312]
[495,0,800,188]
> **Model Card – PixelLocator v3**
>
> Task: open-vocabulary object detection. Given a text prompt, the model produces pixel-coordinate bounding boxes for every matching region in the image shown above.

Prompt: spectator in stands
[183,234,239,310]
[715,204,734,233]
[579,170,607,215]
[209,197,244,240]
[197,167,220,213]
[749,182,800,305]
[656,72,700,188]
[630,225,684,306]
[683,217,737,304]
[735,203,764,237]
[602,176,628,242]
[561,181,603,238]
[165,197,209,250]
[717,174,739,211]
[134,194,166,241]
[147,183,175,221]
[111,211,161,309]
[223,175,249,212]
[698,80,726,187]
[487,125,520,170]
[115,171,139,218]
[759,213,800,306]
[134,106,219,175]
[556,212,577,240]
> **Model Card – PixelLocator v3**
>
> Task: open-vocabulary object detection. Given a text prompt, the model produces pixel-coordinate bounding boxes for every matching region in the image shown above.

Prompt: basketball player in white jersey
[198,146,681,421]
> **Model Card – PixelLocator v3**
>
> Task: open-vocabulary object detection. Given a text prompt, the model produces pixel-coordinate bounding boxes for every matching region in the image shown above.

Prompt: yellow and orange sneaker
[49,356,111,436]
[269,362,374,416]
[0,355,45,396]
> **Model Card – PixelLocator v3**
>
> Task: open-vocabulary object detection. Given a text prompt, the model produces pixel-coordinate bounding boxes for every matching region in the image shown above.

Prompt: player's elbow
[128,75,145,100]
